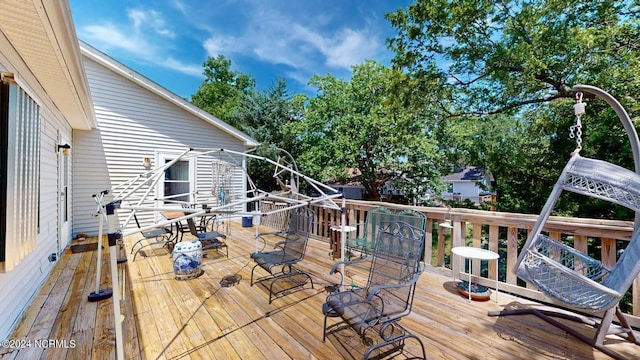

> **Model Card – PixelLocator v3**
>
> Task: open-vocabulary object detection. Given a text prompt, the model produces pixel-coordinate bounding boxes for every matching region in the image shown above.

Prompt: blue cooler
[242,216,253,227]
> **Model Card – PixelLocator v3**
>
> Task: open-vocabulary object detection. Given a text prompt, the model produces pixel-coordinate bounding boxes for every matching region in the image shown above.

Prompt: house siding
[73,57,248,235]
[442,181,486,204]
[0,76,72,340]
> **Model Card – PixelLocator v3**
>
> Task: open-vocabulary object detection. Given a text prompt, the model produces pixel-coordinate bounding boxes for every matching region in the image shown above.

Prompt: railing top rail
[342,200,634,241]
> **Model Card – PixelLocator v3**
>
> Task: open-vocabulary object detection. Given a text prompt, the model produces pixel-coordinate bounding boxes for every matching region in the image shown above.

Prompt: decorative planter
[456,281,491,301]
[172,240,204,280]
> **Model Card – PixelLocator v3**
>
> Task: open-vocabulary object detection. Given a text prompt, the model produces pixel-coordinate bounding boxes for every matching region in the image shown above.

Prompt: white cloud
[127,8,176,39]
[76,1,390,89]
[324,29,379,69]
[203,35,238,58]
[82,23,152,56]
[162,57,203,77]
[78,7,202,79]
[201,4,383,77]
[171,0,188,17]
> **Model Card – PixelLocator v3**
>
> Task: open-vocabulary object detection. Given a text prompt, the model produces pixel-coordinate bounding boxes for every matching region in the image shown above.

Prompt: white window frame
[156,151,196,207]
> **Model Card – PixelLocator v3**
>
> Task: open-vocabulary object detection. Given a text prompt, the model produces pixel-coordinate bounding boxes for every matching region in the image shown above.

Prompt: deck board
[69,249,99,360]
[3,220,640,359]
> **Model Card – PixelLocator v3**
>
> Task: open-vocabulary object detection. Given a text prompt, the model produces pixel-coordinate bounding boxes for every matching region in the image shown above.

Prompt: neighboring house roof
[79,41,259,148]
[0,0,96,130]
[444,166,488,182]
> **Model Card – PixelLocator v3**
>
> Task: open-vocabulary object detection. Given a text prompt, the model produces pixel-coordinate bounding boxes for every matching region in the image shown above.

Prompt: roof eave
[41,0,97,129]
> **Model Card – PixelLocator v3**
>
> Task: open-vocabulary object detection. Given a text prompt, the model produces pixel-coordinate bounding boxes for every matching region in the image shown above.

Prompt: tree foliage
[191,55,256,126]
[231,78,297,191]
[288,60,446,201]
[387,0,640,216]
[387,0,640,117]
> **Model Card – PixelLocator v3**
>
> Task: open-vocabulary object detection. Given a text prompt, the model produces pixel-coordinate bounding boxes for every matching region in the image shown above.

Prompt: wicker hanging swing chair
[489,85,640,360]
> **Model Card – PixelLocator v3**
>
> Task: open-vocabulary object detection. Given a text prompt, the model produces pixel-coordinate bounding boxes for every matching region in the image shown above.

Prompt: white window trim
[156,151,196,208]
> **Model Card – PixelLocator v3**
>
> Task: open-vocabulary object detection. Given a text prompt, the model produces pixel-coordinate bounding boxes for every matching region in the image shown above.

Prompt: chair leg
[130,237,145,254]
[131,235,171,261]
[250,264,260,286]
[363,332,426,360]
[615,307,639,344]
[595,307,616,346]
[322,303,340,342]
[323,313,328,342]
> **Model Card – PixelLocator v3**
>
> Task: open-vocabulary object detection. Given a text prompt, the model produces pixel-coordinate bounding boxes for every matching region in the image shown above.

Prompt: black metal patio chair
[186,216,228,257]
[322,221,427,360]
[250,206,314,303]
[130,213,172,260]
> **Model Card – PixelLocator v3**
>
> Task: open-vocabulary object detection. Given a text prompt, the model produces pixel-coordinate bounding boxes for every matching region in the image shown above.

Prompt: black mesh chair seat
[250,250,299,269]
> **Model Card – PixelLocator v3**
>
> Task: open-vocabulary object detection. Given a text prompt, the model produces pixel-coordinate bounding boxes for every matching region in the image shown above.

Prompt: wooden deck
[3,220,640,359]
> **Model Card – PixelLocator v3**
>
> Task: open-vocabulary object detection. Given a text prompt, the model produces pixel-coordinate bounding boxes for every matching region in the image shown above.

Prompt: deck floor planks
[67,247,99,360]
[135,247,182,359]
[90,239,118,360]
[231,253,340,358]
[41,249,93,360]
[138,250,192,359]
[203,277,274,359]
[167,245,254,359]
[225,247,327,360]
[181,268,249,359]
[235,278,328,359]
[151,253,218,360]
[411,286,551,359]
[0,245,68,358]
[5,219,640,359]
[116,259,143,360]
[228,282,316,359]
[178,285,241,360]
[237,242,346,359]
[129,252,169,360]
[203,272,295,359]
[13,248,83,360]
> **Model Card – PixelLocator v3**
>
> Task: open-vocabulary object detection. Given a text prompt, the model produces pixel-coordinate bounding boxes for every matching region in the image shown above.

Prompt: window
[1,76,41,270]
[161,156,194,205]
[61,148,69,221]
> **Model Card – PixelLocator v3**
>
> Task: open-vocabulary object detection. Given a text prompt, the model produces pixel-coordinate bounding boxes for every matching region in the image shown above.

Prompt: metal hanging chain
[569,91,586,153]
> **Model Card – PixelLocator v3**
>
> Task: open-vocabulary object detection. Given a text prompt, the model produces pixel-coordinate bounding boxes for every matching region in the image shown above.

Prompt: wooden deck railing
[304,199,640,321]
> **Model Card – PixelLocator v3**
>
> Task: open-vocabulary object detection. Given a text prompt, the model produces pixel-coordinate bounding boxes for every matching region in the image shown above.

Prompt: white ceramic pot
[172,240,203,276]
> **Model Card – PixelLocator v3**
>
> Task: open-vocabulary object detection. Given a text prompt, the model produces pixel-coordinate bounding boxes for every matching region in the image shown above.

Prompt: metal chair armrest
[328,255,372,275]
[366,272,420,301]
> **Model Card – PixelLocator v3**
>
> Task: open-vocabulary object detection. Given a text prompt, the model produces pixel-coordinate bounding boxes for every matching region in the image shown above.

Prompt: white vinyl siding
[73,57,248,234]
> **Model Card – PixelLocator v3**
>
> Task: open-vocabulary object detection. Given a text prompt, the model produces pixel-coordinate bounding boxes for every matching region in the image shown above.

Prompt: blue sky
[69,0,412,100]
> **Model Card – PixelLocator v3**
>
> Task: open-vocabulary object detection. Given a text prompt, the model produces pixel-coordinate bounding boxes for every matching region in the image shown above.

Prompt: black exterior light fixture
[57,143,71,155]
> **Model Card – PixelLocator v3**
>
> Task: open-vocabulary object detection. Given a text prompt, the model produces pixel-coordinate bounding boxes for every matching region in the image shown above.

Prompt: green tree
[289,60,446,201]
[387,0,640,216]
[387,0,640,116]
[231,78,297,191]
[191,55,256,125]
